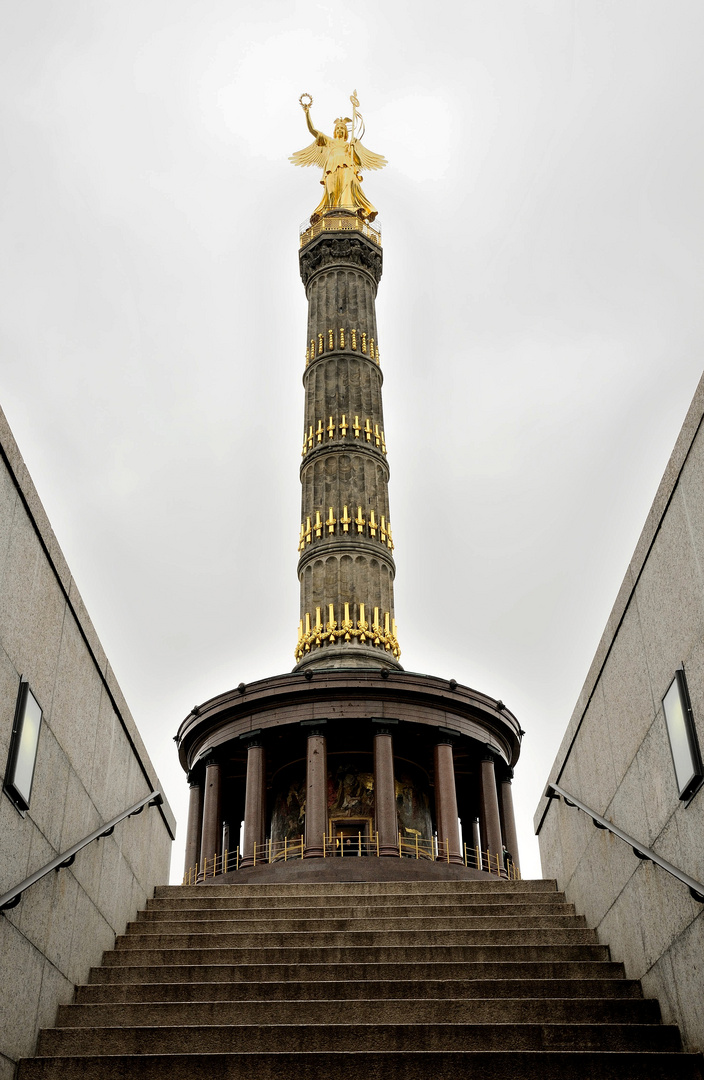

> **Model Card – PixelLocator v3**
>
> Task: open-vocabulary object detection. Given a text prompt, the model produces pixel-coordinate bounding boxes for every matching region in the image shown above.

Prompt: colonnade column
[434,735,463,864]
[480,749,503,869]
[373,718,399,856]
[184,771,204,877]
[303,720,327,858]
[199,756,221,871]
[240,734,266,869]
[499,769,520,873]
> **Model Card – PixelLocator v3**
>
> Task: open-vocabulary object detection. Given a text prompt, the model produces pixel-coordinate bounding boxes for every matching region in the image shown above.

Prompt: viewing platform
[299,208,381,249]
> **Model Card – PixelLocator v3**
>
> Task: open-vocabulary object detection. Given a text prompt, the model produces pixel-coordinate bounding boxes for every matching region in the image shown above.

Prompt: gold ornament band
[295,603,400,661]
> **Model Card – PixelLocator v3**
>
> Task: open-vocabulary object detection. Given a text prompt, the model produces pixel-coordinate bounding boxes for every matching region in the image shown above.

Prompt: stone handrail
[0,791,162,912]
[546,781,704,903]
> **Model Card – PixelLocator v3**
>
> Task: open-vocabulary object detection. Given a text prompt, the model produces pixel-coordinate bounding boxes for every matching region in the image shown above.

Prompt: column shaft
[184,779,204,877]
[304,732,328,858]
[199,761,221,870]
[374,732,398,856]
[434,741,463,864]
[500,778,520,873]
[480,757,503,869]
[240,744,266,868]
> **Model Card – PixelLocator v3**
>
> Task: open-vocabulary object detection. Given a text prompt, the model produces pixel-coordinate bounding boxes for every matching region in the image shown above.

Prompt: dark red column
[303,720,328,858]
[499,769,520,873]
[480,750,503,870]
[199,757,221,872]
[184,772,203,878]
[434,737,463,864]
[240,737,266,868]
[373,719,399,856]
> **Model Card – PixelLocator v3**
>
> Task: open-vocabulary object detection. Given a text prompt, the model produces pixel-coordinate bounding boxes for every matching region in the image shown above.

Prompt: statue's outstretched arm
[304,107,323,142]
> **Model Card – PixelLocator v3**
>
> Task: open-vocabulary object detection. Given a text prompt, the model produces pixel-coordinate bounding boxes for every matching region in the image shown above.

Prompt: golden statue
[291,91,387,223]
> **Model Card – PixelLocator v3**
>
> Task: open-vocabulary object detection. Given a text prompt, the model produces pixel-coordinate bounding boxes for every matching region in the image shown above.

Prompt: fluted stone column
[303,721,327,858]
[295,226,400,671]
[240,737,266,868]
[373,719,398,856]
[199,757,221,870]
[184,772,204,877]
[434,737,463,864]
[480,751,503,869]
[470,817,481,855]
[500,770,520,873]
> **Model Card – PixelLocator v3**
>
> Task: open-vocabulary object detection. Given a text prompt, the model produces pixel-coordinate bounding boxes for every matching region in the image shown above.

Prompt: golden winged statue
[290,92,387,223]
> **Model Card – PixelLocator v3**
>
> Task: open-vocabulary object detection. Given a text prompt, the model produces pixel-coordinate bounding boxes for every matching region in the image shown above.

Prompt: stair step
[37,1022,684,1055]
[147,888,564,910]
[56,997,661,1027]
[18,1051,704,1080]
[116,927,597,948]
[128,914,587,932]
[139,900,576,918]
[89,959,629,984]
[21,879,700,1079]
[153,880,560,898]
[101,943,611,966]
[75,977,645,1003]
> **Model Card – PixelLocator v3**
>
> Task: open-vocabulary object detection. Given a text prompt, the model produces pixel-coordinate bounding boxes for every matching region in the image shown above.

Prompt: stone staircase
[18,877,703,1079]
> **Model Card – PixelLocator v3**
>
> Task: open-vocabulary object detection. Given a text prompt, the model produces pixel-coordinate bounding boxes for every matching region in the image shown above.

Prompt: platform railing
[299,211,382,249]
[0,791,163,911]
[546,781,704,903]
[184,831,520,884]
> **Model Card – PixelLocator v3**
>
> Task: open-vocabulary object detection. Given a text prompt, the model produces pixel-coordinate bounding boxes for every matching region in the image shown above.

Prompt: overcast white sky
[2,0,704,881]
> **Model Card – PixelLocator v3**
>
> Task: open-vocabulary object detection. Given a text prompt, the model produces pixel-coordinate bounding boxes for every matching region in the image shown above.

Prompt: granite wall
[0,406,175,1079]
[535,373,704,1052]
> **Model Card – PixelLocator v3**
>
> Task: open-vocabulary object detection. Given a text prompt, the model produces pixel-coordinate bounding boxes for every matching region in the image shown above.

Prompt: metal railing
[546,782,704,903]
[183,831,521,884]
[299,212,382,249]
[0,791,163,912]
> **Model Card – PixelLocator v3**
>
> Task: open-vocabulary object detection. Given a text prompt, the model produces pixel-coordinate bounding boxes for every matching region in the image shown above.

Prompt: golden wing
[353,141,387,171]
[289,139,328,168]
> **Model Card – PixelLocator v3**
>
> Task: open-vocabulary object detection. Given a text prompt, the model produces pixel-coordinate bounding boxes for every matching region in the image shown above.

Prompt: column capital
[482,743,500,762]
[301,718,328,738]
[437,726,461,746]
[201,753,220,770]
[372,717,398,736]
[501,767,515,783]
[186,769,201,786]
[239,729,264,749]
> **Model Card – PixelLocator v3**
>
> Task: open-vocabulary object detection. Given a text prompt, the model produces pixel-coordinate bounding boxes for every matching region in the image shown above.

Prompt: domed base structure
[177,667,522,883]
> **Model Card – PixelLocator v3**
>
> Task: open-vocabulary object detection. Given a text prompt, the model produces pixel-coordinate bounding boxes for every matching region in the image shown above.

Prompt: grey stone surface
[0,409,174,1076]
[537,373,704,1052]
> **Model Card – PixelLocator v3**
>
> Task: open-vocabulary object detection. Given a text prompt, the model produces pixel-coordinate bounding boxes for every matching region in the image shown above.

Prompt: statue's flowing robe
[290,133,387,223]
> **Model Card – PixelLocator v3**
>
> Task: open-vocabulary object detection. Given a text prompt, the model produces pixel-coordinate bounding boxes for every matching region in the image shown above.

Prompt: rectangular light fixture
[3,680,43,814]
[662,667,703,802]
